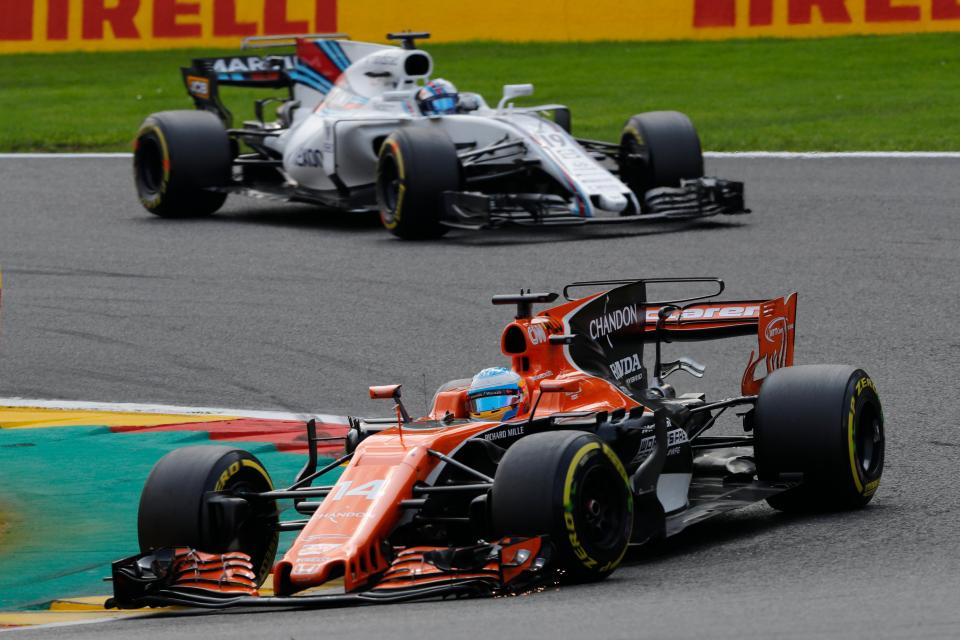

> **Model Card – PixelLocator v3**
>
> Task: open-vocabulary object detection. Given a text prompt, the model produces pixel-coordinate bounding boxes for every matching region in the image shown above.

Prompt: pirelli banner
[4,0,960,54]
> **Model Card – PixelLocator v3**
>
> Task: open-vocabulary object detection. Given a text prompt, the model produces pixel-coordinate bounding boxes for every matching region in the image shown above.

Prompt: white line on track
[0,396,349,424]
[0,153,133,159]
[704,151,960,159]
[2,151,960,159]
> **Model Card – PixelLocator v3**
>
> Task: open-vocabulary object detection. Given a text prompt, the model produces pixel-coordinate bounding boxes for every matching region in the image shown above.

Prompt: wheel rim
[619,134,651,198]
[136,136,164,194]
[853,401,883,476]
[577,463,628,551]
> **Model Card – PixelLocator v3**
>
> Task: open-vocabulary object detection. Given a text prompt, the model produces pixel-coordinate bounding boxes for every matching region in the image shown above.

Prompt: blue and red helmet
[467,367,527,421]
[417,78,459,116]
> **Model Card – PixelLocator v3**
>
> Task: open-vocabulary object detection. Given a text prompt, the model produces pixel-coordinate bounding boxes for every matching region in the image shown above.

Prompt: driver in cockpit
[416,78,461,115]
[465,367,529,421]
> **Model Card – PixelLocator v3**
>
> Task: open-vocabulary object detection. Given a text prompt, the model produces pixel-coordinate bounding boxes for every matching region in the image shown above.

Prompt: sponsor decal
[527,324,547,346]
[294,147,323,167]
[211,55,297,74]
[646,305,760,323]
[589,302,641,345]
[292,562,323,575]
[635,426,689,458]
[312,511,366,524]
[298,543,341,556]
[609,353,643,385]
[693,0,960,29]
[483,424,525,442]
[301,533,349,541]
[186,75,210,99]
[368,51,403,69]
[531,370,555,381]
[7,1,960,54]
[1,1,337,54]
[765,316,788,341]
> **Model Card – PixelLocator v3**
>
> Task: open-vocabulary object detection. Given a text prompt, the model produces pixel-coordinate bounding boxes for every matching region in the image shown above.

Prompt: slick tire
[618,111,704,198]
[491,431,633,582]
[754,365,885,512]
[133,110,231,217]
[376,126,460,239]
[138,446,279,585]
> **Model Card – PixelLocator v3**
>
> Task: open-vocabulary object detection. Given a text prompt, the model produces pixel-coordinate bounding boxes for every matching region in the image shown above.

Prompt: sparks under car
[108,277,884,610]
[132,33,747,239]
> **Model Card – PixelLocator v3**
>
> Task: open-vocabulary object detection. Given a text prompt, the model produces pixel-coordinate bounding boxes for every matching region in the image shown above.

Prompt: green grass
[2,33,960,151]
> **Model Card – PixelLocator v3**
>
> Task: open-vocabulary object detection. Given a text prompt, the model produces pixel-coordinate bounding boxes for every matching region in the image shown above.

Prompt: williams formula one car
[132,33,747,239]
[109,277,884,610]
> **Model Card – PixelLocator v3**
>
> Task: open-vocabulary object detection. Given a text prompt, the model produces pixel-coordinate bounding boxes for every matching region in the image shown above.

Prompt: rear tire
[376,126,460,239]
[138,446,278,585]
[491,431,633,582]
[754,365,885,511]
[618,111,704,199]
[133,110,231,218]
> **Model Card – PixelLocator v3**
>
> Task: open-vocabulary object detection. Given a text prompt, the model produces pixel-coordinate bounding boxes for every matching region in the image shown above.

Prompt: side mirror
[497,83,534,111]
[369,384,402,399]
[528,378,579,421]
[369,384,411,423]
[459,94,480,112]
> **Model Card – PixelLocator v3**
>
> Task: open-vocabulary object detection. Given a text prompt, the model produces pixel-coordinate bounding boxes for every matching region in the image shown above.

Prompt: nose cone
[598,193,628,212]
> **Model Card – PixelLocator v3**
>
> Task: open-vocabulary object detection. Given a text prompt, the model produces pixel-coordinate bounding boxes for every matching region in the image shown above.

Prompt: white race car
[133,32,747,239]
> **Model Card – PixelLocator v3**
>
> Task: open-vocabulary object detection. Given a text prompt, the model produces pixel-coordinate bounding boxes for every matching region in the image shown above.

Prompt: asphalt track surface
[2,156,959,639]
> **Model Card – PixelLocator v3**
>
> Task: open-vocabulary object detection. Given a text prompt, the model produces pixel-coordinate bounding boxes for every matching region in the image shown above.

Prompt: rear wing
[180,54,293,128]
[179,34,389,127]
[542,278,796,397]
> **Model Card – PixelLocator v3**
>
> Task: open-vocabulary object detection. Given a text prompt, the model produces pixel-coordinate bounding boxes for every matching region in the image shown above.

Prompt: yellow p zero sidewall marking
[848,389,865,495]
[214,457,273,491]
[152,125,171,184]
[136,124,171,207]
[241,458,274,489]
[624,125,643,146]
[381,141,405,230]
[563,441,600,570]
[848,375,880,497]
[599,442,632,573]
[562,441,631,573]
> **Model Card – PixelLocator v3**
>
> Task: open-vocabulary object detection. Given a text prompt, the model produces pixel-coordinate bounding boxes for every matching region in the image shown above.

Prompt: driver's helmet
[466,367,527,421]
[417,78,459,116]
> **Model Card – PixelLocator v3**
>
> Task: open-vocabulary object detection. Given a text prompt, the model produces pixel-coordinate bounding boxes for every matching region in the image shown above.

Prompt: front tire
[138,446,279,585]
[754,365,885,511]
[376,126,460,239]
[491,431,633,582]
[618,111,704,199]
[133,110,231,218]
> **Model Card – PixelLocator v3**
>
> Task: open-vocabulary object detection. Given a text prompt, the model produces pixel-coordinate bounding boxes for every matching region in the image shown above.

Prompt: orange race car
[108,278,885,610]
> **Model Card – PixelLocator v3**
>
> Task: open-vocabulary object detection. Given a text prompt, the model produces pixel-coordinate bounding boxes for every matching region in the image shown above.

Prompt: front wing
[106,536,550,611]
[441,178,747,230]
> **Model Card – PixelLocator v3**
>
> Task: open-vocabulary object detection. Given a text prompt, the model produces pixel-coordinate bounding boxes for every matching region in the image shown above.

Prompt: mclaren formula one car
[132,32,747,239]
[108,278,884,610]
